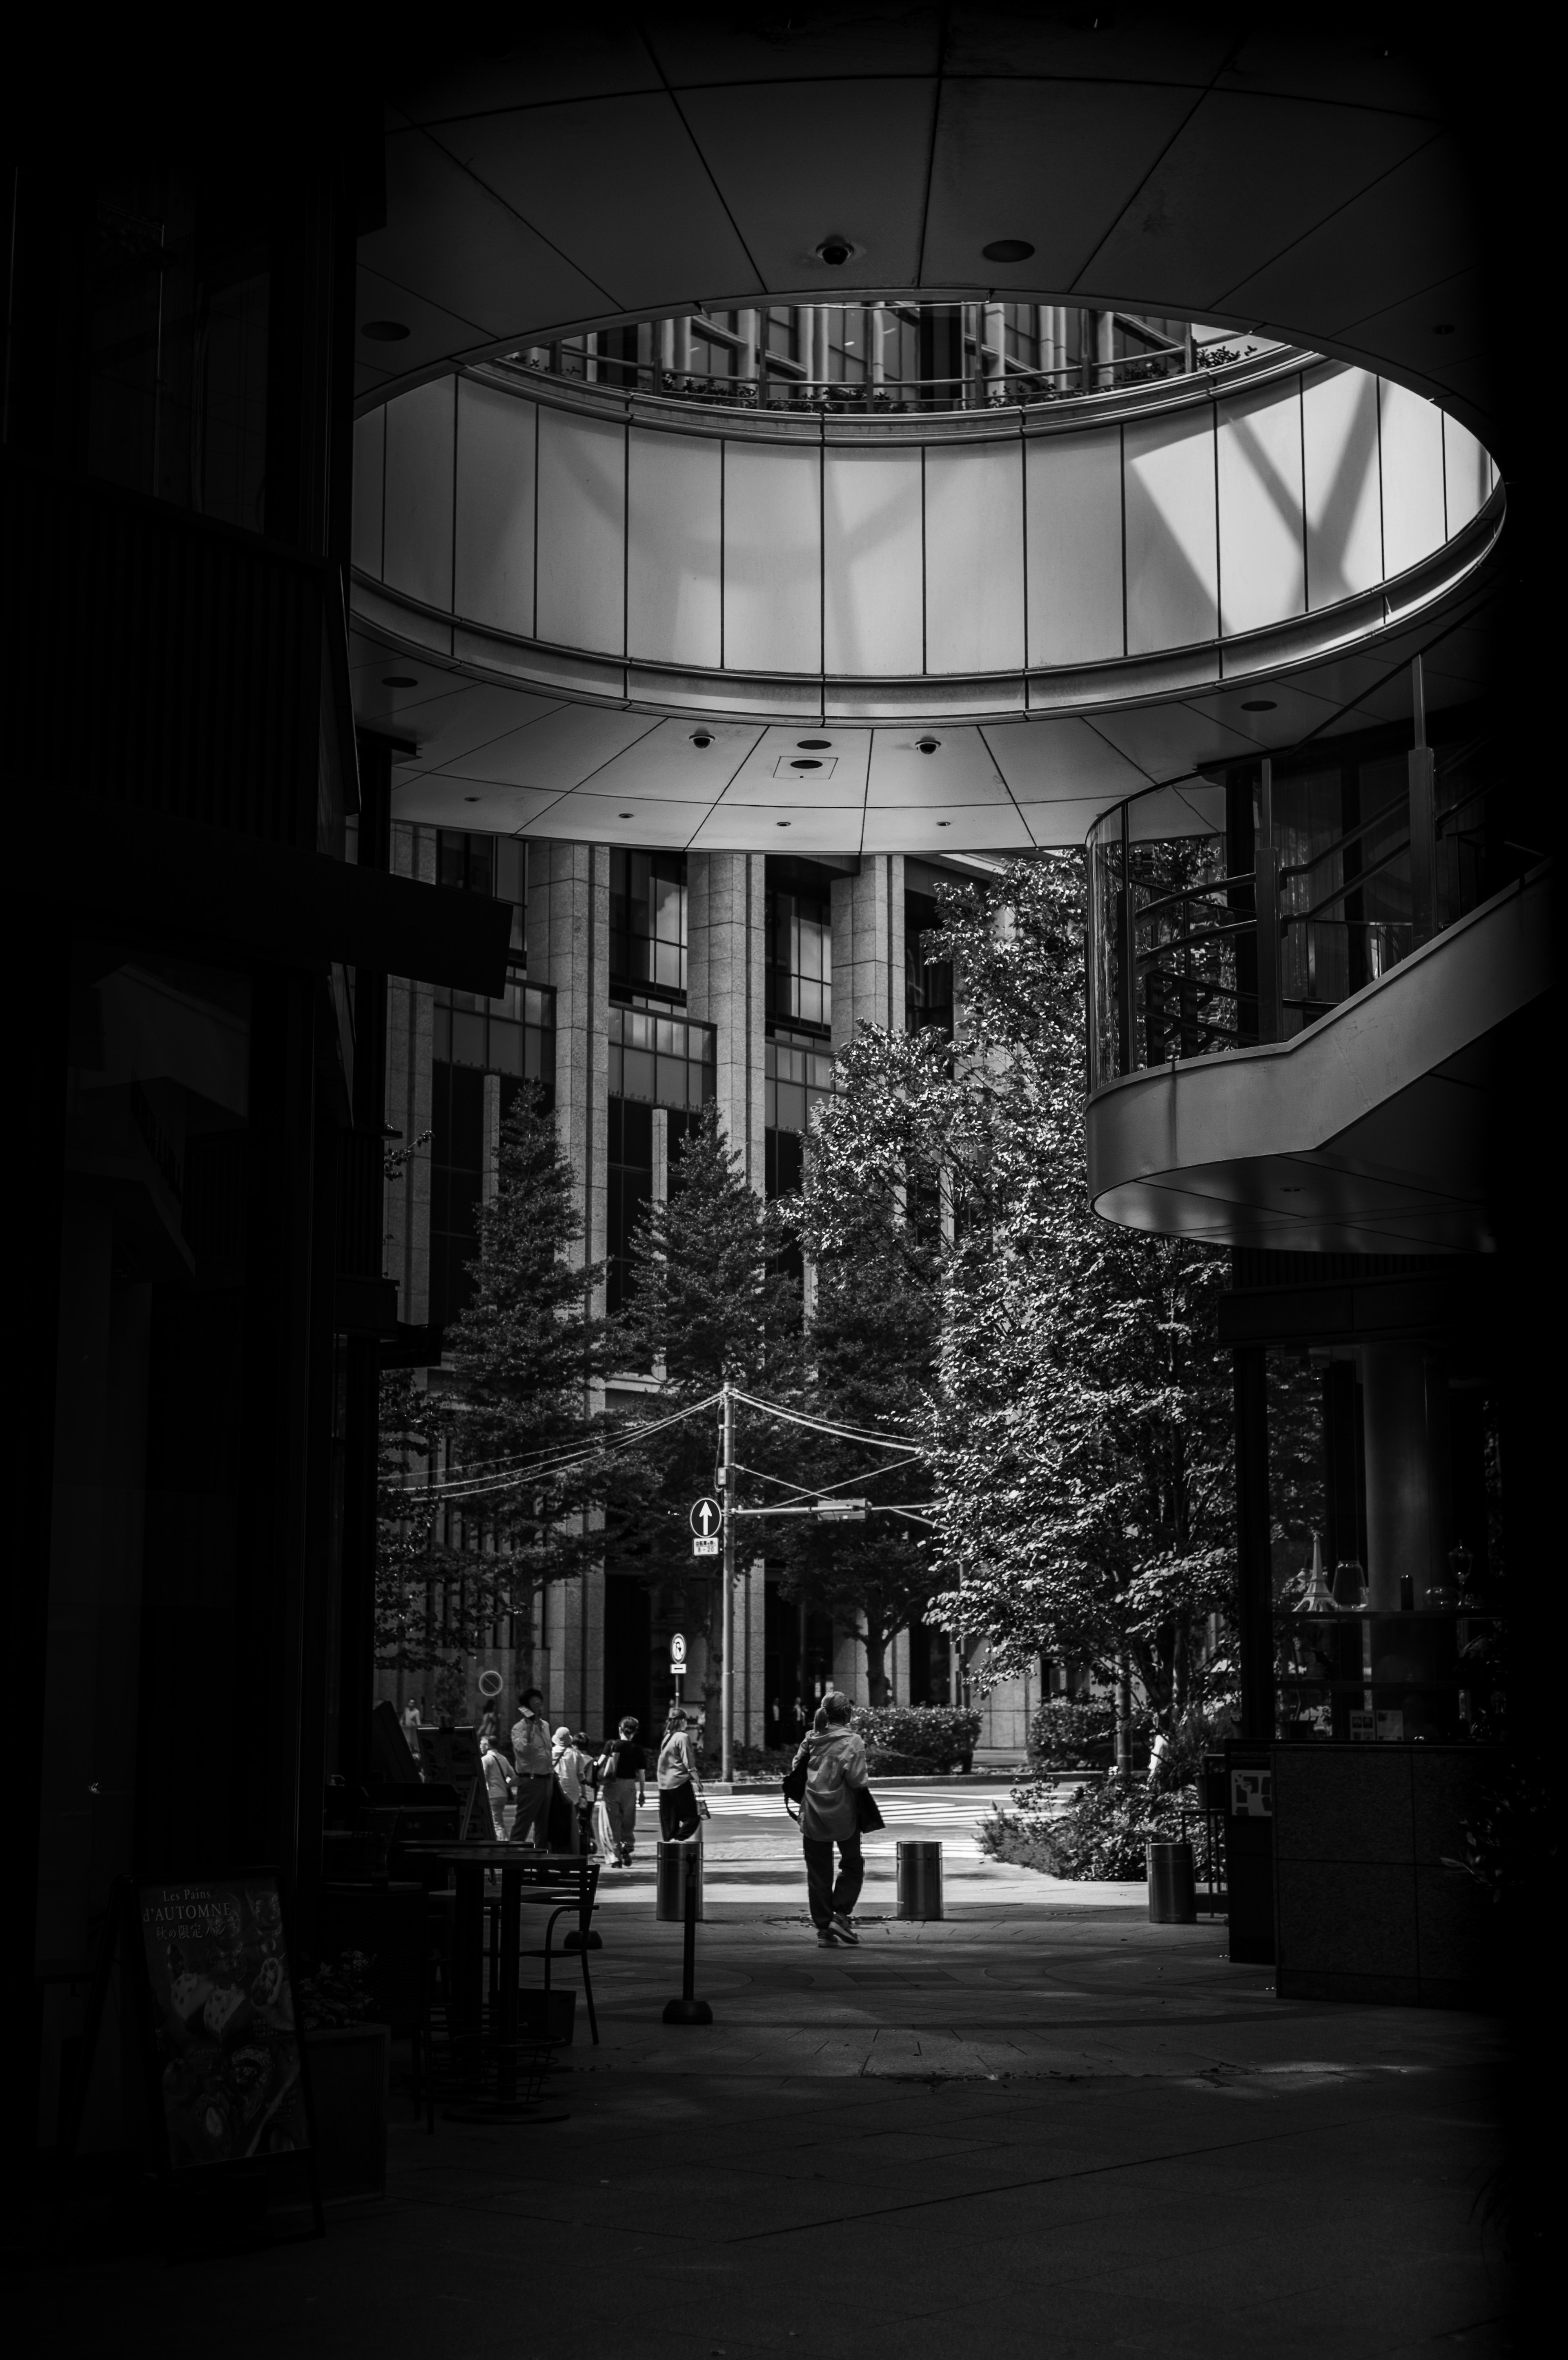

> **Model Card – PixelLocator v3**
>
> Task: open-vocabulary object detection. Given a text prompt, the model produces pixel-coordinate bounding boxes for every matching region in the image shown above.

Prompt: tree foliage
[802,856,1236,1749]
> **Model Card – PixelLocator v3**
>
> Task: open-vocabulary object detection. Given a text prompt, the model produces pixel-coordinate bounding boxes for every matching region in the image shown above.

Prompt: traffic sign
[670,1633,688,1667]
[689,1496,722,1538]
[477,1668,504,1698]
[692,1536,719,1557]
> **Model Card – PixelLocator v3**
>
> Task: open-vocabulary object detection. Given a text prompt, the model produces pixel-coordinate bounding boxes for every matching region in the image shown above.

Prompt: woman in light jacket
[656,1709,704,1841]
[791,1691,869,1947]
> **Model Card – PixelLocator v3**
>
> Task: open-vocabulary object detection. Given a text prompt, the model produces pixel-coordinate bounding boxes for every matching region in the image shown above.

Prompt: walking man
[599,1716,648,1865]
[552,1725,592,1853]
[508,1686,554,1846]
[791,1691,869,1947]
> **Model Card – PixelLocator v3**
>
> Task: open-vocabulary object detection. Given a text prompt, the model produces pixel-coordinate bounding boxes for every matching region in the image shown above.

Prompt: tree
[613,1101,800,1747]
[375,1086,616,1703]
[804,858,1235,1770]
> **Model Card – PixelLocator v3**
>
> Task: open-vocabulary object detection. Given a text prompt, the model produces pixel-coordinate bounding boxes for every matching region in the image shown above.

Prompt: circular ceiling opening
[1241,699,1278,712]
[982,239,1035,263]
[361,320,410,342]
[797,738,832,749]
[381,674,418,687]
[791,758,823,770]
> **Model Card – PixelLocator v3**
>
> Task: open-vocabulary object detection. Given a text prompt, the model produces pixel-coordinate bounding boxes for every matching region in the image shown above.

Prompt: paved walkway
[22,1883,1508,2358]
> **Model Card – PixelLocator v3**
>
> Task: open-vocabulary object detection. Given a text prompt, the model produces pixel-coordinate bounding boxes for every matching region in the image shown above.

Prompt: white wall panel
[454,379,536,637]
[536,406,626,655]
[1379,378,1446,577]
[1217,381,1305,636]
[1302,364,1382,608]
[823,446,923,676]
[351,407,385,580]
[383,379,455,612]
[1442,415,1494,534]
[924,441,1025,675]
[1025,426,1123,665]
[723,441,822,675]
[627,425,722,669]
[1124,409,1218,653]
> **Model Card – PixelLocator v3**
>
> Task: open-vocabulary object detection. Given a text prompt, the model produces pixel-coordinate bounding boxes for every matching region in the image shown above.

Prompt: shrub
[979,1776,1194,1880]
[850,1703,982,1774]
[1027,1698,1116,1771]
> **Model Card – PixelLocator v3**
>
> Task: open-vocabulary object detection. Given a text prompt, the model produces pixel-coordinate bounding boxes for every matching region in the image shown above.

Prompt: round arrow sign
[670,1633,688,1666]
[689,1495,722,1538]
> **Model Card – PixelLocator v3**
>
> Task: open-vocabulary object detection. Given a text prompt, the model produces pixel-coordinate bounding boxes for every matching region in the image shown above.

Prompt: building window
[610,850,687,998]
[905,890,955,1038]
[765,1028,835,1135]
[432,981,555,1085]
[429,1062,484,1331]
[765,888,832,1033]
[607,1097,654,1318]
[435,831,527,965]
[607,1003,715,1110]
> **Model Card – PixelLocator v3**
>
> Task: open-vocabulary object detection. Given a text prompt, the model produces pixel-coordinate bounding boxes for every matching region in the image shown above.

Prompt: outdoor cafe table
[432,1847,597,2087]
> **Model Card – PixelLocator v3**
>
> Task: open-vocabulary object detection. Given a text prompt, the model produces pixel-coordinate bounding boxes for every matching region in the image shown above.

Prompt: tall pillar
[1361,1347,1451,1610]
[831,855,904,1050]
[1234,1345,1274,1740]
[526,841,609,1300]
[386,820,435,1326]
[688,851,765,1190]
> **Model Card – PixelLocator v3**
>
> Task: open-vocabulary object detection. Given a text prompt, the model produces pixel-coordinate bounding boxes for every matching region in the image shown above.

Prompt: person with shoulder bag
[788,1691,880,1946]
[656,1709,704,1842]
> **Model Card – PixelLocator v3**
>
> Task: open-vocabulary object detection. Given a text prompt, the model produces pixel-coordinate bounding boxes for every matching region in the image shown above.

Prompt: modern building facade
[376,825,1044,1754]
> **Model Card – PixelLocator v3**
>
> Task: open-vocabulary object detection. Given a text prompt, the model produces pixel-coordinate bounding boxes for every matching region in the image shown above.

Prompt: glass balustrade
[1087,709,1518,1094]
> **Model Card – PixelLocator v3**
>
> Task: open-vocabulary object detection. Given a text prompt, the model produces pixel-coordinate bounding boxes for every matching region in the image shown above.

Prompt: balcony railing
[1087,676,1523,1094]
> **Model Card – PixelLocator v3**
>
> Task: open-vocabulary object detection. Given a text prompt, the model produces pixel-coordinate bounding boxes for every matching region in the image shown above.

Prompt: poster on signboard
[138,1874,311,2171]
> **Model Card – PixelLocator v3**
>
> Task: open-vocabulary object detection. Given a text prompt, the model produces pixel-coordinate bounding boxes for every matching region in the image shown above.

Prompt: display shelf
[1271,1607,1499,1743]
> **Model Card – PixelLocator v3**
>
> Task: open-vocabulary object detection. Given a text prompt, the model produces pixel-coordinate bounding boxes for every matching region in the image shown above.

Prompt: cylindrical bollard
[662,1845,713,2024]
[896,1840,943,1921]
[656,1839,704,1923]
[1146,1839,1197,1924]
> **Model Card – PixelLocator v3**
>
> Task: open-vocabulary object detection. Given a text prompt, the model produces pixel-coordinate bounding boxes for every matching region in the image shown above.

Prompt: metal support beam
[1234,1345,1274,1741]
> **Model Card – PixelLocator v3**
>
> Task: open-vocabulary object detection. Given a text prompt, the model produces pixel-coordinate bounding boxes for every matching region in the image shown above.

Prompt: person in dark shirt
[598,1716,648,1866]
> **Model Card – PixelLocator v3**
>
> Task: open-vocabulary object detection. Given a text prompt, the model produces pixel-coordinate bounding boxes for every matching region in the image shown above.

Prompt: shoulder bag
[853,1783,886,1834]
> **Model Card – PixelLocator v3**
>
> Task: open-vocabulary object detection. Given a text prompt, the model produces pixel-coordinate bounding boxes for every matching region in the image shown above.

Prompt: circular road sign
[477,1669,504,1698]
[670,1633,688,1667]
[689,1495,722,1539]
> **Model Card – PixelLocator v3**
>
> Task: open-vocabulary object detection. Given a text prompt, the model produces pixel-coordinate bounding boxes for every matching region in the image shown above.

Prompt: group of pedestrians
[472,1691,709,1864]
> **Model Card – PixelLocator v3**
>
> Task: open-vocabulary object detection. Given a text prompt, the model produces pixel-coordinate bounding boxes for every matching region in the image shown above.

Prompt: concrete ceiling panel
[389,776,563,832]
[577,719,767,802]
[434,96,760,312]
[866,728,1010,807]
[687,802,866,854]
[981,716,1155,804]
[643,12,945,87]
[861,803,1030,853]
[387,32,662,124]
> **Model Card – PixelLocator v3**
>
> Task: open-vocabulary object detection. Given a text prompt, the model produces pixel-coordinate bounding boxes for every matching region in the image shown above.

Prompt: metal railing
[1087,667,1519,1092]
[503,340,1258,418]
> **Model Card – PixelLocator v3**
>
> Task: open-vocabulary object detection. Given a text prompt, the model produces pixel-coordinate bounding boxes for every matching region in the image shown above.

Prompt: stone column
[386,820,435,1324]
[739,1556,766,1748]
[688,851,765,1190]
[1361,1346,1451,1611]
[831,855,905,1051]
[890,1627,911,1707]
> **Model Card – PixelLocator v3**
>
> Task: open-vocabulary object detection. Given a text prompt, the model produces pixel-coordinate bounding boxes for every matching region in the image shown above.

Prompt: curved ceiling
[360,15,1490,439]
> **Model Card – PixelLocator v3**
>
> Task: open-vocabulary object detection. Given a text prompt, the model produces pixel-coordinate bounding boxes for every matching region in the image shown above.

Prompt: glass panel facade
[610,850,687,998]
[432,983,554,1083]
[764,1028,835,1133]
[765,888,832,1033]
[607,1096,653,1318]
[607,1003,715,1109]
[904,891,955,1039]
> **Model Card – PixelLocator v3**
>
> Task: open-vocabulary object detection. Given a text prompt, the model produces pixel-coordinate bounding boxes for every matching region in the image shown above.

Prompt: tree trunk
[1114,1653,1134,1782]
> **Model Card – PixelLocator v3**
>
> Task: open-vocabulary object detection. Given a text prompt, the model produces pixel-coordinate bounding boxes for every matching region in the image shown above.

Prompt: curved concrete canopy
[1084,868,1551,1254]
[361,18,1492,439]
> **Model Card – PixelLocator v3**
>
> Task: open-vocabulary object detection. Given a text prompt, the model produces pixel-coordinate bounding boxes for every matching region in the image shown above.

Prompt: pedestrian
[508,1686,554,1846]
[598,1716,648,1865]
[791,1690,869,1948]
[401,1697,422,1758]
[656,1708,703,1842]
[480,1733,516,1837]
[476,1700,499,1749]
[552,1725,592,1853]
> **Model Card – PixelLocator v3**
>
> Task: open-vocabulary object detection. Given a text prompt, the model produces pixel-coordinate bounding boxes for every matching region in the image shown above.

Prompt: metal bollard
[662,1847,713,2025]
[896,1840,943,1921]
[656,1839,704,1923]
[1146,1838,1197,1924]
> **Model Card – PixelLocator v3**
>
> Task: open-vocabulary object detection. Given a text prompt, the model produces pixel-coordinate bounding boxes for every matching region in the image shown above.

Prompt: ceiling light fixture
[776,820,791,828]
[917,737,940,755]
[618,811,634,819]
[982,239,1035,263]
[361,320,411,342]
[791,758,822,770]
[797,738,831,749]
[1241,699,1277,712]
[691,730,713,748]
[381,674,418,688]
[936,820,951,827]
[464,796,480,804]
[816,237,852,266]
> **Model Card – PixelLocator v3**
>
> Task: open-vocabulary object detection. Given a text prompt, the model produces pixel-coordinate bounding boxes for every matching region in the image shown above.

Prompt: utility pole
[720,1381,735,1783]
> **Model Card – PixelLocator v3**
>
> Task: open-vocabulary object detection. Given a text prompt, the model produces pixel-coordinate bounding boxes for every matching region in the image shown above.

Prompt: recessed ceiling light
[816,238,852,266]
[361,320,410,342]
[791,758,822,770]
[382,674,418,688]
[690,731,713,748]
[1432,322,1455,335]
[936,820,951,827]
[1283,1185,1303,1193]
[1241,699,1277,712]
[618,811,634,819]
[776,820,791,828]
[464,796,480,804]
[982,240,1035,263]
[797,738,831,749]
